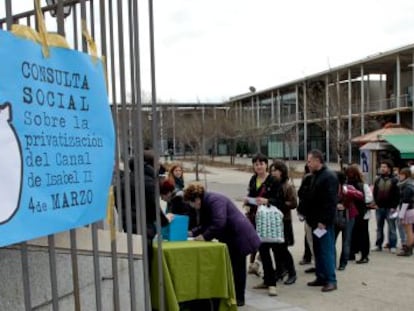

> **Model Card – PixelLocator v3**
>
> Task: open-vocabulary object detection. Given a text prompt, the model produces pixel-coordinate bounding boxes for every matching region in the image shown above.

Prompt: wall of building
[226,47,414,162]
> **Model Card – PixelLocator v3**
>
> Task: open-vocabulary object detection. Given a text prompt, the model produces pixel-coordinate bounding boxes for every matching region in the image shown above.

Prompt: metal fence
[0,0,156,310]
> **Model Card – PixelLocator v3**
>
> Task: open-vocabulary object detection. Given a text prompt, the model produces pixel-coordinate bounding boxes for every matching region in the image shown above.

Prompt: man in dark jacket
[297,167,315,271]
[305,149,338,292]
[372,159,400,253]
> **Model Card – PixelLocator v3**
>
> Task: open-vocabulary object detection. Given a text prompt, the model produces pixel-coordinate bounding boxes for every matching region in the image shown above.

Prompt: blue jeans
[375,208,397,248]
[335,218,355,267]
[397,218,407,245]
[313,224,337,284]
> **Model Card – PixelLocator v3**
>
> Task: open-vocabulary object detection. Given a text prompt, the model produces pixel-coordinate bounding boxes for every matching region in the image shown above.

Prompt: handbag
[255,204,284,243]
[334,209,348,229]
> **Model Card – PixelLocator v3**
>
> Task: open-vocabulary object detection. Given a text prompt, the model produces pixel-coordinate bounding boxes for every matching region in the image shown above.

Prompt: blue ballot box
[161,214,189,241]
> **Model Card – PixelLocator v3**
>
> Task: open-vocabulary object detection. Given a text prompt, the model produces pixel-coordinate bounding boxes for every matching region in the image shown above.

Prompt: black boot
[275,269,288,281]
[397,245,413,256]
[284,274,297,285]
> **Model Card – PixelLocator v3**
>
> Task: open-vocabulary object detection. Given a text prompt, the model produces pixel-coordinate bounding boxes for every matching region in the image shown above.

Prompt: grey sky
[151,0,414,102]
[2,0,414,103]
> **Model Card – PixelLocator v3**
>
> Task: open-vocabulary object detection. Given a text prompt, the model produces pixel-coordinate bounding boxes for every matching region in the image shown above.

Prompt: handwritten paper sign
[0,30,115,246]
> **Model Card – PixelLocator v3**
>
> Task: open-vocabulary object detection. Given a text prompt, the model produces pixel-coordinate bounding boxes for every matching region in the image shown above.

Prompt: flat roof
[228,42,414,102]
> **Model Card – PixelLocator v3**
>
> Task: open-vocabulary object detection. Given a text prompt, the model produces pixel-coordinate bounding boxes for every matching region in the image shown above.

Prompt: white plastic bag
[363,183,373,204]
[255,205,284,243]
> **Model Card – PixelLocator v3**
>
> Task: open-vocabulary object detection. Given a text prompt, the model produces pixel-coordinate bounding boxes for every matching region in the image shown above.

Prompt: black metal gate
[0,1,158,310]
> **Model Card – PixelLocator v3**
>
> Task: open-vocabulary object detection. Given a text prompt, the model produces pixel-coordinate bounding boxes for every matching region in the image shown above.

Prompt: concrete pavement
[180,160,414,311]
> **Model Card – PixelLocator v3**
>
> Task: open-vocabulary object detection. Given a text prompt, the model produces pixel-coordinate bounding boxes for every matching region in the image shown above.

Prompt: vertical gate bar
[116,0,138,309]
[98,1,121,310]
[69,230,81,311]
[56,0,65,35]
[80,1,103,310]
[89,0,95,38]
[48,235,60,311]
[79,0,87,52]
[107,0,123,232]
[91,223,103,311]
[20,242,32,311]
[147,1,165,310]
[131,0,152,309]
[118,77,137,311]
[109,209,121,311]
[107,17,126,311]
[128,0,136,148]
[72,4,78,50]
[5,0,12,30]
[107,0,125,305]
[127,0,138,224]
[92,4,103,310]
[127,4,145,310]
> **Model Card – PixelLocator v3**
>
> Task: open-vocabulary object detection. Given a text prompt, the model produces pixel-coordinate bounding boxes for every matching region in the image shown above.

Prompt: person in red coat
[184,183,261,307]
[335,170,364,270]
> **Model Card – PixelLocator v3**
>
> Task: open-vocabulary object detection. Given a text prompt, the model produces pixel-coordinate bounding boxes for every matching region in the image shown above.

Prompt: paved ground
[179,158,414,311]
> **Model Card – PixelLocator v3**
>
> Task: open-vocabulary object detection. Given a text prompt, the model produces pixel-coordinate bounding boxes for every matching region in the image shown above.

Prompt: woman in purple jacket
[184,183,261,307]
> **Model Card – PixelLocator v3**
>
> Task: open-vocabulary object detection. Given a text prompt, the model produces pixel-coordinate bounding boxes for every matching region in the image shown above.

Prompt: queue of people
[116,149,414,308]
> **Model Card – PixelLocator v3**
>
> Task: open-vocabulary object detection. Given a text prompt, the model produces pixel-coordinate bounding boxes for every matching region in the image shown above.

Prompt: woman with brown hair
[164,163,189,223]
[184,183,261,307]
[267,160,297,285]
[396,167,414,256]
[346,164,371,264]
[168,163,185,191]
[335,170,363,270]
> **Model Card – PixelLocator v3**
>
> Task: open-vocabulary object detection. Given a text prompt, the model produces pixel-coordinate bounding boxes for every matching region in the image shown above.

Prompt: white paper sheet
[246,197,257,205]
[313,228,327,238]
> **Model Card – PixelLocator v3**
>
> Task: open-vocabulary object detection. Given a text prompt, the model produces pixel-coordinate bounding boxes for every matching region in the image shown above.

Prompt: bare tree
[305,79,355,169]
[175,106,218,180]
[216,104,276,164]
[215,108,240,165]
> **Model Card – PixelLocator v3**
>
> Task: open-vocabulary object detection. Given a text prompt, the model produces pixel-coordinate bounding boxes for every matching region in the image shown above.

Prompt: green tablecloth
[151,241,237,311]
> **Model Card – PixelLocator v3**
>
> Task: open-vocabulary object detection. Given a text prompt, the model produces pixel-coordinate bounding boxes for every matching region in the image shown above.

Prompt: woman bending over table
[184,183,261,307]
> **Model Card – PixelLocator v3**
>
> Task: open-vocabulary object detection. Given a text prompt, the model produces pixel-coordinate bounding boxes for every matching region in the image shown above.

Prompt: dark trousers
[274,242,296,277]
[303,235,312,261]
[259,243,278,286]
[228,247,247,302]
[351,216,370,259]
[259,242,296,286]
